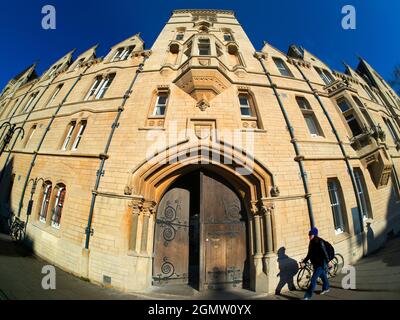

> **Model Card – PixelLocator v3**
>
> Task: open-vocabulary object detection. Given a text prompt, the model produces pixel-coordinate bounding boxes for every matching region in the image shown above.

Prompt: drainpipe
[84,53,149,250]
[255,54,315,228]
[294,64,366,255]
[0,77,58,182]
[17,66,91,218]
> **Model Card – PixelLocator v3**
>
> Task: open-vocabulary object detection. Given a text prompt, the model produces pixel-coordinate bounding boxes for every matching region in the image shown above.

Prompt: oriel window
[198,38,211,56]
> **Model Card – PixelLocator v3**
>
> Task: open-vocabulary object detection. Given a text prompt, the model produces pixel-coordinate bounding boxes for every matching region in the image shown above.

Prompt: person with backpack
[300,227,334,300]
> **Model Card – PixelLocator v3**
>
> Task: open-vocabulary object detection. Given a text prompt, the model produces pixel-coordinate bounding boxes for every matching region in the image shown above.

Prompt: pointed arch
[127,141,275,204]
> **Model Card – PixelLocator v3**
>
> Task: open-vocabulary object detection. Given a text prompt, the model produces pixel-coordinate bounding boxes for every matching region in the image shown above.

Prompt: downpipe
[295,64,366,256]
[84,54,148,250]
[17,66,91,218]
[256,55,315,228]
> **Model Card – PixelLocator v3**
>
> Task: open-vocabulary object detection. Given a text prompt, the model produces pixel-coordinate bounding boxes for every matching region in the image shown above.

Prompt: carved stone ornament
[197,99,210,111]
[194,124,212,140]
[270,186,280,197]
[124,185,133,195]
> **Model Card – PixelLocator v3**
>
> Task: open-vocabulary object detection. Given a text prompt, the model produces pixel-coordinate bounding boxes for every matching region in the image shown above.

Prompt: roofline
[172,9,235,16]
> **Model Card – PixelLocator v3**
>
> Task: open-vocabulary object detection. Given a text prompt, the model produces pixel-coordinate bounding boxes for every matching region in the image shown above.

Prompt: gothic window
[315,66,335,85]
[352,95,375,128]
[74,58,85,70]
[39,181,52,224]
[198,38,211,56]
[167,43,180,65]
[327,178,347,234]
[85,76,102,100]
[345,114,363,136]
[71,120,87,150]
[223,33,233,41]
[239,95,252,117]
[227,44,242,67]
[51,184,66,229]
[336,98,363,137]
[361,84,378,102]
[95,73,115,99]
[85,73,116,101]
[296,96,323,137]
[23,124,37,148]
[5,98,18,118]
[273,57,294,77]
[153,93,169,116]
[22,92,39,113]
[46,84,63,108]
[111,46,135,62]
[61,121,76,150]
[0,102,6,119]
[48,64,61,78]
[354,168,371,220]
[383,117,399,143]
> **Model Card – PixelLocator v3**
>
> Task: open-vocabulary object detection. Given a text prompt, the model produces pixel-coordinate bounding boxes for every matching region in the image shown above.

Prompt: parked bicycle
[9,215,26,243]
[296,253,344,290]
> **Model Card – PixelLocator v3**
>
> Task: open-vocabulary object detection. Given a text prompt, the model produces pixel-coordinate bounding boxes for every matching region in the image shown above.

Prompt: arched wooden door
[153,170,248,290]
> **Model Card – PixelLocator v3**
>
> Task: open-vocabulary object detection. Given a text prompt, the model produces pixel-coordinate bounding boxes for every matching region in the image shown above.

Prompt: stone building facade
[0,9,400,294]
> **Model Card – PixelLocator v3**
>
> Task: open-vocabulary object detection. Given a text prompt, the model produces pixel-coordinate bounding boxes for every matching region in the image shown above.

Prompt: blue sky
[1,0,399,89]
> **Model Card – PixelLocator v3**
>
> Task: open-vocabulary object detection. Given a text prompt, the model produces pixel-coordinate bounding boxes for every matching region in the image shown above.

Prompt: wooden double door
[153,170,249,290]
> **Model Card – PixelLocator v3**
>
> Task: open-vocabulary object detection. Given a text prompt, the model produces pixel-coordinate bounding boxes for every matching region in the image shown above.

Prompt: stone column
[129,196,144,253]
[140,201,156,255]
[250,201,268,292]
[261,200,279,294]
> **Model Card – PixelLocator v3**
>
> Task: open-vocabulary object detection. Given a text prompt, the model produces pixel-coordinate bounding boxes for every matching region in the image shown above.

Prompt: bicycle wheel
[334,253,344,274]
[297,267,312,290]
[327,262,336,278]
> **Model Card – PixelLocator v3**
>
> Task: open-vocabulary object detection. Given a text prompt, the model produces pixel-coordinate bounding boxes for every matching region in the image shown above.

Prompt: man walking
[301,227,331,300]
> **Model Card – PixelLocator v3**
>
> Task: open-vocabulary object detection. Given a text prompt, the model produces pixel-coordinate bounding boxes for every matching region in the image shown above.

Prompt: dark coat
[303,236,329,267]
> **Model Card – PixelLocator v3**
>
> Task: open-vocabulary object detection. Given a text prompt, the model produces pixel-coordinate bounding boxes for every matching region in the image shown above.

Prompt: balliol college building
[0,9,400,293]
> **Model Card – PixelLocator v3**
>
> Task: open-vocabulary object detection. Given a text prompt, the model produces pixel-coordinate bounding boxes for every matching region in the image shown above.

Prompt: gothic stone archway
[126,143,280,293]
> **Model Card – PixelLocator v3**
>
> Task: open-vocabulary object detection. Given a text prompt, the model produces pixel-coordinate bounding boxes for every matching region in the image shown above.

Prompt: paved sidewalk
[0,232,399,300]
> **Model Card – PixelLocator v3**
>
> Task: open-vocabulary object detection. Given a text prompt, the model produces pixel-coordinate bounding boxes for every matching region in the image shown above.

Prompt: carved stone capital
[250,200,259,216]
[129,196,145,215]
[261,205,273,217]
[142,201,157,216]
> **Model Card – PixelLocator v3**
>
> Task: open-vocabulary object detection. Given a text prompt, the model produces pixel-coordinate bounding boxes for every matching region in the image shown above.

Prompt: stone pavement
[0,232,399,300]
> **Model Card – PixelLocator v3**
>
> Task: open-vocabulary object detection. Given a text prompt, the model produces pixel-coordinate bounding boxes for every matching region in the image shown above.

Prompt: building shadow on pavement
[275,247,298,295]
[0,233,33,257]
[0,157,34,258]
